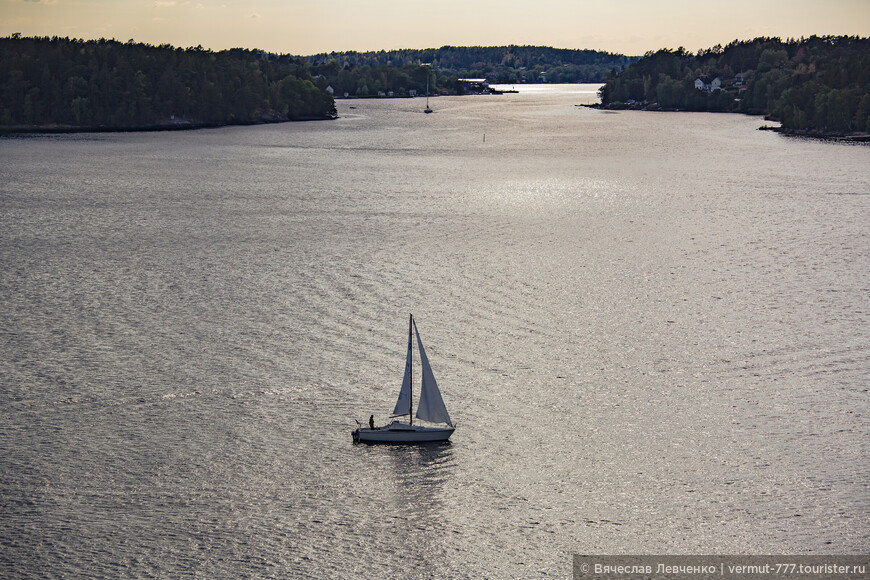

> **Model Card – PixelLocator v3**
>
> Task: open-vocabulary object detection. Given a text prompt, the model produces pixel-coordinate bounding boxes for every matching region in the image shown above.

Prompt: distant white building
[458,78,489,92]
[325,86,334,96]
[694,77,722,92]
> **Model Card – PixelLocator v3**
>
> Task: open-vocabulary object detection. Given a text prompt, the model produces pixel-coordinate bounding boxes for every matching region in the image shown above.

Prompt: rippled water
[1,85,868,578]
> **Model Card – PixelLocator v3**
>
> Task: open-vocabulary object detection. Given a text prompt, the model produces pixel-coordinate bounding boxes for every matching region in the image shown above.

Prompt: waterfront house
[694,77,722,92]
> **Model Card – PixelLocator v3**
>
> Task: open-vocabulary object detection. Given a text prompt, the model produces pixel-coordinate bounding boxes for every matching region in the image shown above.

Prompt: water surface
[1,85,868,578]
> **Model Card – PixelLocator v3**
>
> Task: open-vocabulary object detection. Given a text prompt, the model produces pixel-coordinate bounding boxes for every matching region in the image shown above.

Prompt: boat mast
[409,314,413,426]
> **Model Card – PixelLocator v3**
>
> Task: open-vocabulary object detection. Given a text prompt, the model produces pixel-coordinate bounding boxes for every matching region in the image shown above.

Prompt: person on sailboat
[369,415,375,430]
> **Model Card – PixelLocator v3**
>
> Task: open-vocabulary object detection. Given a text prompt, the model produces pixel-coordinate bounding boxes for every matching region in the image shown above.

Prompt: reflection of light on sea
[478,178,617,215]
[488,83,603,99]
[385,443,455,519]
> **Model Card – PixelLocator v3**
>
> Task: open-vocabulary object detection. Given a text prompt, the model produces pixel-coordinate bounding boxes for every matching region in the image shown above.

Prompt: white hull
[353,424,454,443]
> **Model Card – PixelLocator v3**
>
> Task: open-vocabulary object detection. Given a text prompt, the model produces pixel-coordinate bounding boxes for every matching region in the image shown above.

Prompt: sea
[1,85,868,578]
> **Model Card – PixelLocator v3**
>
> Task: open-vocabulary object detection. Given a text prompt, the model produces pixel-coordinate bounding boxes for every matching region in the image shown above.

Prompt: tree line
[598,36,870,135]
[306,45,640,96]
[310,60,441,98]
[0,35,336,131]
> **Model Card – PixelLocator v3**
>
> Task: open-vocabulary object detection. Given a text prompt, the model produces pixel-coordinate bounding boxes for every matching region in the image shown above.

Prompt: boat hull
[353,425,454,443]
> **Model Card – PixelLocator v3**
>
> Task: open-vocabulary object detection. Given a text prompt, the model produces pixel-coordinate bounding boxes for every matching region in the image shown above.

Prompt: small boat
[424,77,433,114]
[353,315,454,443]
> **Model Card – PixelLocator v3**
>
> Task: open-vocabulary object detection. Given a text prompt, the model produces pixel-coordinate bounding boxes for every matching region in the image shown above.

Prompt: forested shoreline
[4,34,868,136]
[0,38,637,133]
[306,45,639,95]
[598,36,870,137]
[0,35,336,133]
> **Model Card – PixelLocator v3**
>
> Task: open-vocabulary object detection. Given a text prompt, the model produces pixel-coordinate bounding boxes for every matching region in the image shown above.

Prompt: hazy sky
[2,0,868,56]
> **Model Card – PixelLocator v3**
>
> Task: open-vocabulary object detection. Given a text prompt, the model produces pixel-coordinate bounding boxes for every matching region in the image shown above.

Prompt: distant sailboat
[424,76,433,114]
[352,315,454,443]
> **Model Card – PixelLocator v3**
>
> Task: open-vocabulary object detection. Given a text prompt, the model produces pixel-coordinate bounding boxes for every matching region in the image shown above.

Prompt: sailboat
[352,315,454,443]
[424,76,433,114]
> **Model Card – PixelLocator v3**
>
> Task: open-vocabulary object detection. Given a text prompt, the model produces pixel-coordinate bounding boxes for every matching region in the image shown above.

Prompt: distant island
[0,35,337,133]
[597,36,870,138]
[305,46,640,97]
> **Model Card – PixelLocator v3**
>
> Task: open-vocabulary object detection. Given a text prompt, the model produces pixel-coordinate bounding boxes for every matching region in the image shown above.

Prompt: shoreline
[589,103,870,142]
[0,114,336,136]
[759,125,870,142]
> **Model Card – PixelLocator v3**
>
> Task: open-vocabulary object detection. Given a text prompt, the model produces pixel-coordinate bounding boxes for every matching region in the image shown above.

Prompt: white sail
[391,316,413,416]
[413,321,452,426]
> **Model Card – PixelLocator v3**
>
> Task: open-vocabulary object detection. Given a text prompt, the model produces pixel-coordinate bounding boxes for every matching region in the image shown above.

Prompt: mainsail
[391,316,413,416]
[413,319,453,426]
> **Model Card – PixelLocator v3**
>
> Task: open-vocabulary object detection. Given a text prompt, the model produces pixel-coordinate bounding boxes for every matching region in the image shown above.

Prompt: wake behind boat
[353,315,454,443]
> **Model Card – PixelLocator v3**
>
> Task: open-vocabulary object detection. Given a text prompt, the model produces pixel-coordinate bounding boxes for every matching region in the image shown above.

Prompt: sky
[1,0,868,56]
